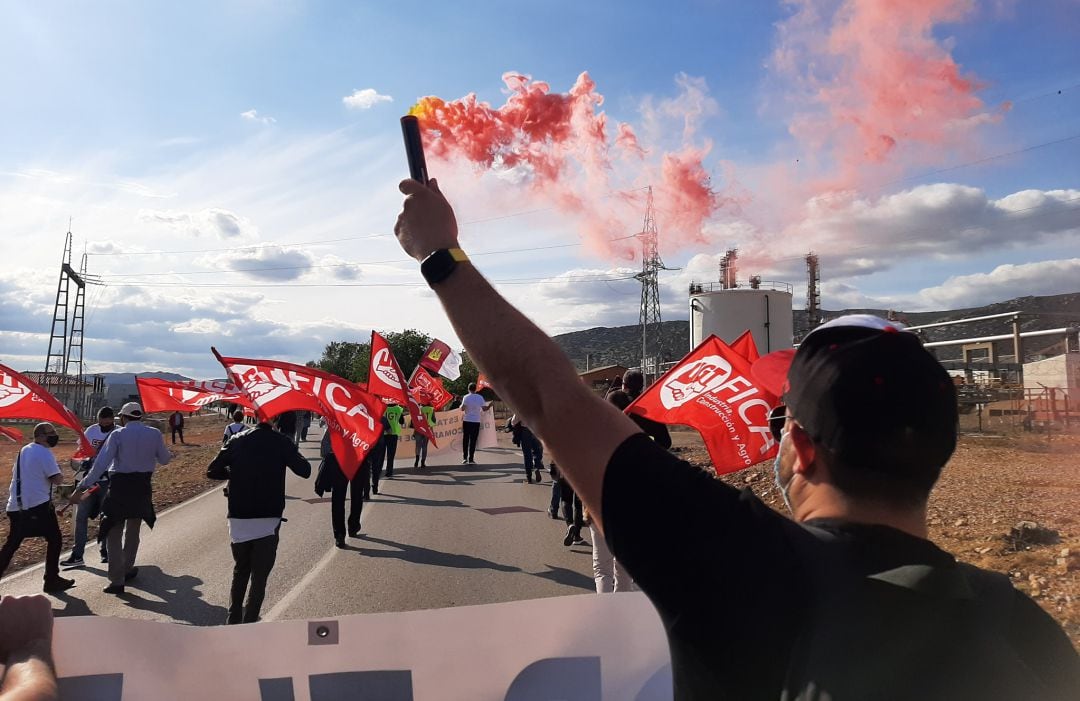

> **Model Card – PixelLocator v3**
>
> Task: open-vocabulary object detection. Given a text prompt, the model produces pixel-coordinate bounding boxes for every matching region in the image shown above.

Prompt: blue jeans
[549,479,562,515]
[521,434,543,474]
[71,487,107,560]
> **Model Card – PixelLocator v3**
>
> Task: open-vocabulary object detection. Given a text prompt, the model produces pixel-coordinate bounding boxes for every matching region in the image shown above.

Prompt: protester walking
[394,177,1080,699]
[0,423,75,593]
[509,415,543,483]
[367,413,390,496]
[585,506,632,593]
[275,411,298,446]
[74,402,171,595]
[206,415,311,624]
[413,401,436,469]
[459,383,489,464]
[222,409,247,444]
[315,431,366,548]
[298,411,313,443]
[383,403,404,478]
[606,370,671,449]
[167,410,185,445]
[60,407,114,568]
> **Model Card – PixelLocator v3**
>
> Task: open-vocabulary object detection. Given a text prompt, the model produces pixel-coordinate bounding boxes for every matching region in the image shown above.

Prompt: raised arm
[394,179,639,529]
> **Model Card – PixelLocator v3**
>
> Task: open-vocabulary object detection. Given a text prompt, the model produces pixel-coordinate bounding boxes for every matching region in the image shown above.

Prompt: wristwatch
[420,248,469,286]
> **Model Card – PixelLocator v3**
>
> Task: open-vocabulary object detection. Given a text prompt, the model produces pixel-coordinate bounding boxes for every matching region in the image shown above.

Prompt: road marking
[262,543,338,622]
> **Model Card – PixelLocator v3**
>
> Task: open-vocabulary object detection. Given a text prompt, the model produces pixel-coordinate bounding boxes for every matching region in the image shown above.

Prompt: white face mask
[773,432,794,515]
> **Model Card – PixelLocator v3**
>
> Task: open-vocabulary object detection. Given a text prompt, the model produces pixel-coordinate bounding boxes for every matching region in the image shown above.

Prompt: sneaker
[526,475,534,484]
[60,555,85,568]
[468,459,477,465]
[124,567,139,581]
[461,459,469,464]
[372,485,379,495]
[43,577,76,593]
[100,552,109,564]
[548,509,559,520]
[348,528,361,538]
[563,526,575,547]
[572,538,588,546]
[533,469,543,483]
[335,538,346,549]
[103,583,125,595]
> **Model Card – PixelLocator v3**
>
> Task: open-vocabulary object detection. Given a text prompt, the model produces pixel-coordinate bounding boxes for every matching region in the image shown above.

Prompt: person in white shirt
[0,423,75,592]
[459,383,490,464]
[60,407,115,567]
[72,402,171,595]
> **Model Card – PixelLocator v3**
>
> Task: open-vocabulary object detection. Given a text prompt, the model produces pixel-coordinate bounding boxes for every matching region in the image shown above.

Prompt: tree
[312,330,435,386]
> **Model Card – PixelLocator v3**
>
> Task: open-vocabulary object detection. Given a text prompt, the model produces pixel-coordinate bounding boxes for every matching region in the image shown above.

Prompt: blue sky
[1,0,1078,377]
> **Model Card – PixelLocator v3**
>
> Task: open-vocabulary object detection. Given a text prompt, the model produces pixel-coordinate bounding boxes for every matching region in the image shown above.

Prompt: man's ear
[788,423,817,478]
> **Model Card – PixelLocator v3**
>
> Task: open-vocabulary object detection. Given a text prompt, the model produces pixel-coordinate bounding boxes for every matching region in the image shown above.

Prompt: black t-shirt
[602,433,1080,700]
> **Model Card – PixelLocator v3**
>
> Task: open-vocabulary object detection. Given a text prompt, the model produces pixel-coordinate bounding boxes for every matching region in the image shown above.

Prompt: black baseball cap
[753,315,958,488]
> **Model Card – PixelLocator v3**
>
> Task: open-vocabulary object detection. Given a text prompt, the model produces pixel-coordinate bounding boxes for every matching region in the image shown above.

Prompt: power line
[98,272,639,290]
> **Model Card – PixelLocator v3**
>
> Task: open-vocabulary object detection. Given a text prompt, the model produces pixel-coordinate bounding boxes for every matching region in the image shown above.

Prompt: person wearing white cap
[73,402,172,594]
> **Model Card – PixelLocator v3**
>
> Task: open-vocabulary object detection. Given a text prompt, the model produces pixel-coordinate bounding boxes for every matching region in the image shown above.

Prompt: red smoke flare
[410,72,729,258]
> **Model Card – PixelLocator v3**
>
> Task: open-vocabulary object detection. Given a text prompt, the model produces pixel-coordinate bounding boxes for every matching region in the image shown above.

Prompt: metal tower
[66,252,89,411]
[805,252,821,329]
[635,187,670,378]
[42,228,86,412]
[719,248,739,289]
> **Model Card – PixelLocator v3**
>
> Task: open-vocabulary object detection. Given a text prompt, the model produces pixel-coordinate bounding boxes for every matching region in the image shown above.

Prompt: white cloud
[216,245,316,282]
[138,207,256,240]
[342,88,393,111]
[911,258,1080,310]
[240,109,276,125]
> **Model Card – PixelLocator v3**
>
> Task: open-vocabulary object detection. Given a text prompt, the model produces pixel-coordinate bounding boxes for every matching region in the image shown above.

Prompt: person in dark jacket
[606,369,672,449]
[315,431,369,548]
[206,416,311,624]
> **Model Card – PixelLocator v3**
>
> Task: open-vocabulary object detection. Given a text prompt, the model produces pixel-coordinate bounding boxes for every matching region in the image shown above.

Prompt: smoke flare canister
[401,115,429,185]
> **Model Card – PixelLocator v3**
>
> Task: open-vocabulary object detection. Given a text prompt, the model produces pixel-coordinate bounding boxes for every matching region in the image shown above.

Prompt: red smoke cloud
[410,1,1008,267]
[410,72,729,258]
[772,0,1006,193]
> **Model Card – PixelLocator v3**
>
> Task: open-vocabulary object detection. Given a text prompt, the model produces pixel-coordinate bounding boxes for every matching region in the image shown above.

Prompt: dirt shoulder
[0,415,228,577]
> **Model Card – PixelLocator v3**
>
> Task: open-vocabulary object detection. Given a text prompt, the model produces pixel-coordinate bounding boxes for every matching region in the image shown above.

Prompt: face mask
[100,422,115,432]
[773,432,794,515]
[46,435,59,448]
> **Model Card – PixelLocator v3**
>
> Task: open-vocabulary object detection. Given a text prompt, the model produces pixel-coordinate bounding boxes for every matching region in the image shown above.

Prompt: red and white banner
[407,367,454,411]
[136,378,253,414]
[0,425,22,442]
[626,335,778,474]
[419,339,462,381]
[369,332,437,448]
[212,351,384,480]
[0,363,93,458]
[476,374,493,392]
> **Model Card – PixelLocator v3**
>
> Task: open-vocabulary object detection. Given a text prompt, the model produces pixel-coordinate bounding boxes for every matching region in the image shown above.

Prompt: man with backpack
[393,177,1080,699]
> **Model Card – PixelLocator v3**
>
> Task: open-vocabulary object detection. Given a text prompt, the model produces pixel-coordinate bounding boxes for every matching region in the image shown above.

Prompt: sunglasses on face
[768,404,788,443]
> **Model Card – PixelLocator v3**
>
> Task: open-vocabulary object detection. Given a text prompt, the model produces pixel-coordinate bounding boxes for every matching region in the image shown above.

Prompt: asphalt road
[0,429,598,625]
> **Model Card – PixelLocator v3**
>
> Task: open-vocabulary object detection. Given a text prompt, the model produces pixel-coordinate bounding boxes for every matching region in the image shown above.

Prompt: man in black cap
[393,178,1079,699]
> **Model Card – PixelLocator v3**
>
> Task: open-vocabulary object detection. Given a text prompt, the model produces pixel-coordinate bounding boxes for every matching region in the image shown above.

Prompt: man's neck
[795,486,929,539]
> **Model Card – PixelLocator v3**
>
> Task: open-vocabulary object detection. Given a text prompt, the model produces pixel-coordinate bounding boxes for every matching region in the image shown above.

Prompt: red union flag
[0,363,93,458]
[730,330,760,363]
[212,350,383,480]
[136,377,254,414]
[418,339,462,381]
[407,367,453,411]
[368,333,437,448]
[625,335,779,474]
[0,426,22,442]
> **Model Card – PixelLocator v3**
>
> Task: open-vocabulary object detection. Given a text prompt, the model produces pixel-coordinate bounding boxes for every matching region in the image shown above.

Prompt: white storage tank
[689,282,794,354]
